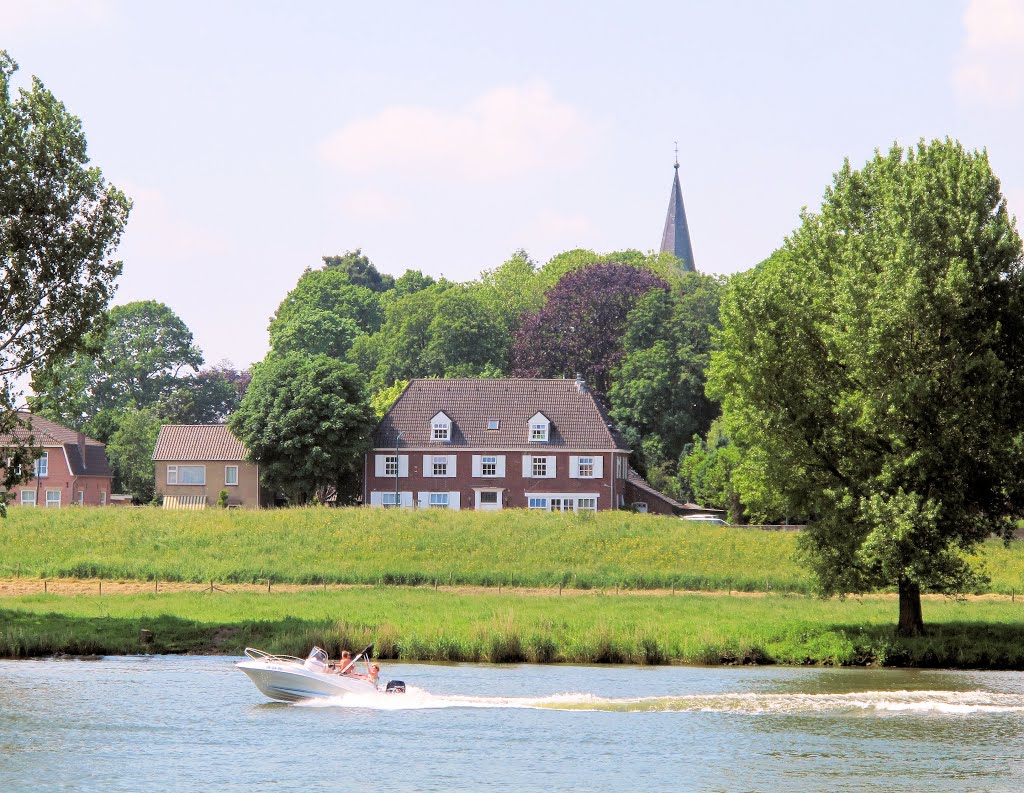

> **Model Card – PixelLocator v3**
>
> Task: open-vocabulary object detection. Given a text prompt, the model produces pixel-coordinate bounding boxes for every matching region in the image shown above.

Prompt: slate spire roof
[659,152,696,272]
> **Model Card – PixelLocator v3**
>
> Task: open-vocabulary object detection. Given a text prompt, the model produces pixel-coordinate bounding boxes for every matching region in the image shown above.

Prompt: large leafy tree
[0,52,130,511]
[708,140,1024,635]
[31,300,203,436]
[270,268,382,348]
[512,263,668,393]
[356,283,505,391]
[105,408,161,503]
[229,353,376,505]
[322,249,395,293]
[610,272,723,472]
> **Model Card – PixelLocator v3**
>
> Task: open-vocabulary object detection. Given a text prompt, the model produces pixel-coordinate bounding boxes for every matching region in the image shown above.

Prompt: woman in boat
[367,664,380,685]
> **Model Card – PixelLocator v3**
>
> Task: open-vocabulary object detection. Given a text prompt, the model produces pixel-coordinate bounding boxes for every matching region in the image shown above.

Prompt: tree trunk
[897,578,924,636]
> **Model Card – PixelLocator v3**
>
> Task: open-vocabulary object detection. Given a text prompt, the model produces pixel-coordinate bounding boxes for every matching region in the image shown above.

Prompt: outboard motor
[385,680,406,694]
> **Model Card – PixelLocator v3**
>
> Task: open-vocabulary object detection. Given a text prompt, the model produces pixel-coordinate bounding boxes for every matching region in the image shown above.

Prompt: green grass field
[4,507,1024,667]
[2,588,1023,668]
[5,505,1024,593]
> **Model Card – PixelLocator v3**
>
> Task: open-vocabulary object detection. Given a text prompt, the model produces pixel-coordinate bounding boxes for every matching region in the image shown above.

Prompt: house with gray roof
[152,424,271,509]
[365,377,684,514]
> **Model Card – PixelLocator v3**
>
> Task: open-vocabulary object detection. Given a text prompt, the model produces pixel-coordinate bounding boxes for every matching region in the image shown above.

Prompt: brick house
[153,424,271,509]
[364,378,683,514]
[1,413,113,507]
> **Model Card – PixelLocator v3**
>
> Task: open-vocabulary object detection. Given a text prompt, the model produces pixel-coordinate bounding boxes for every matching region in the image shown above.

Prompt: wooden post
[615,583,619,595]
[267,578,271,593]
[155,579,159,594]
[559,583,562,595]
[99,579,102,595]
[672,583,675,595]
[499,581,502,594]
[44,579,47,593]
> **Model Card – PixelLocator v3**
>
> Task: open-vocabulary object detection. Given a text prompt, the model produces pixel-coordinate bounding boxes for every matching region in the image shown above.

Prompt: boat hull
[237,659,380,702]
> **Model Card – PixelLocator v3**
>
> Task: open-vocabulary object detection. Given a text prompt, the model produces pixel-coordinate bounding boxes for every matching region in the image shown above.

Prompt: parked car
[680,514,729,526]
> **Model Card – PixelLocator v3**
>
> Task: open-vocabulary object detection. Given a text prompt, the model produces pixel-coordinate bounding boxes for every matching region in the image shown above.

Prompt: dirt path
[0,577,1019,602]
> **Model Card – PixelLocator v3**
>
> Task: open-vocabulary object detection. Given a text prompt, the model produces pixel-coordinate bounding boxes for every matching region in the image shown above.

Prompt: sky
[3,0,1024,369]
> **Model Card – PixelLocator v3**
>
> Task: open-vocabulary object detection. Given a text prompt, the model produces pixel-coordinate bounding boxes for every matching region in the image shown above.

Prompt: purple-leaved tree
[512,263,668,393]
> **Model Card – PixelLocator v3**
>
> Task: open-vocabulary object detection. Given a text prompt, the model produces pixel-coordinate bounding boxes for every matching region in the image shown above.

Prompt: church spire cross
[659,146,696,272]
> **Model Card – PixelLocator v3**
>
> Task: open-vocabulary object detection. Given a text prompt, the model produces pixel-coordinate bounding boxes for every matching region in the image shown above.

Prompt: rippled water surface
[2,657,1024,791]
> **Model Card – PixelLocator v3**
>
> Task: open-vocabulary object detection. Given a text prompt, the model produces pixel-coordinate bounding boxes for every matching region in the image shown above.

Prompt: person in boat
[366,664,380,685]
[329,650,354,675]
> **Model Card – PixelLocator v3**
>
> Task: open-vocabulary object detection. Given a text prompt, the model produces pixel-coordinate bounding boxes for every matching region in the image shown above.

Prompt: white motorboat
[237,645,405,702]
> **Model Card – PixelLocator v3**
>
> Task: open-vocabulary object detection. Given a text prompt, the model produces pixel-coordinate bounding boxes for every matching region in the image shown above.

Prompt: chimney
[77,432,86,468]
[575,373,587,393]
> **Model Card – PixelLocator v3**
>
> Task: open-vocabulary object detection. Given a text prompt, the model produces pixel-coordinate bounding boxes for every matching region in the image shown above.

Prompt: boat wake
[297,688,1024,715]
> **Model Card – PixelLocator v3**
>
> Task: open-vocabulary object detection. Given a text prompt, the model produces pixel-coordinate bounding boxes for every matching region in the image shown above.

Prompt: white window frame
[20,489,36,507]
[45,489,61,508]
[487,420,500,430]
[432,456,448,477]
[167,464,206,485]
[382,492,400,507]
[384,455,398,477]
[100,491,107,506]
[76,490,84,505]
[528,496,548,510]
[579,457,594,477]
[532,457,548,477]
[431,412,452,442]
[481,456,497,477]
[528,412,550,442]
[35,451,48,478]
[478,490,499,505]
[225,465,239,486]
[577,497,597,511]
[429,492,450,508]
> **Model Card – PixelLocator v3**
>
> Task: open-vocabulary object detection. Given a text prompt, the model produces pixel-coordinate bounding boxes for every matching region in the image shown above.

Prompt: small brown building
[364,377,684,513]
[152,424,270,509]
[1,413,113,508]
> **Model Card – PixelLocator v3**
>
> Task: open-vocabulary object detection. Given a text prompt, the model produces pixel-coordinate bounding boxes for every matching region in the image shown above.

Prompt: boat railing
[243,647,305,664]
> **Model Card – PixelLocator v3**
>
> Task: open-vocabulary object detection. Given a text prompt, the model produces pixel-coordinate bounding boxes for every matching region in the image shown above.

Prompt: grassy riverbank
[3,588,1024,668]
[4,506,1024,594]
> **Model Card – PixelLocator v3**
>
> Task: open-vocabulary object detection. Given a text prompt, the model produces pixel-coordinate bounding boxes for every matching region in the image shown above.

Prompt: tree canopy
[229,353,376,505]
[610,272,723,473]
[31,300,203,434]
[0,51,130,512]
[512,263,668,393]
[707,139,1024,635]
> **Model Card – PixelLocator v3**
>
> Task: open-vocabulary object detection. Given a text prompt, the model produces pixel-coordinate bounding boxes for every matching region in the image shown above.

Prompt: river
[2,657,1023,791]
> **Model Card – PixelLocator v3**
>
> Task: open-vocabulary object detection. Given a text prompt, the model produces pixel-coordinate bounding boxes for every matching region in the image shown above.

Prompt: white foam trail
[296,688,1024,715]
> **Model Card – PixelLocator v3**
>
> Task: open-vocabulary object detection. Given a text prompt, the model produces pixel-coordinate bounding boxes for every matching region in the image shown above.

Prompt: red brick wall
[365,449,630,511]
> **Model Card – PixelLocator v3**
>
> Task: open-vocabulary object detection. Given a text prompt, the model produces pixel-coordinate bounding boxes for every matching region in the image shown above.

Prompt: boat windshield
[304,647,329,672]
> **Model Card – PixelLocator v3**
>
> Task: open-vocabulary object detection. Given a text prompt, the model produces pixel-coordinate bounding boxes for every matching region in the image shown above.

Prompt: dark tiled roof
[2,413,110,477]
[152,425,248,461]
[64,443,113,477]
[374,379,630,450]
[626,466,685,510]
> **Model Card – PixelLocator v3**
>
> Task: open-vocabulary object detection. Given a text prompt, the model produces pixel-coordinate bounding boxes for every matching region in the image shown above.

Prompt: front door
[475,490,502,511]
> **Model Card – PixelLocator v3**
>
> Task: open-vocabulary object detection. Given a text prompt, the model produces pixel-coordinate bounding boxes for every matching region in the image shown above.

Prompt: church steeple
[659,145,696,272]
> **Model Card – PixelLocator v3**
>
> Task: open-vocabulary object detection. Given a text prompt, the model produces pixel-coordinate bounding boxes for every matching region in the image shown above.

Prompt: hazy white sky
[3,0,1023,368]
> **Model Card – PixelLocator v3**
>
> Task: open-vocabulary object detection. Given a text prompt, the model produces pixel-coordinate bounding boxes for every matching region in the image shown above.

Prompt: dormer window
[528,412,550,442]
[431,411,452,442]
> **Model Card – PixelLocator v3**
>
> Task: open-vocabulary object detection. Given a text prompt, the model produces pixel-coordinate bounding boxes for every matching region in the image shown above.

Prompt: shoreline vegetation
[3,508,1024,668]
